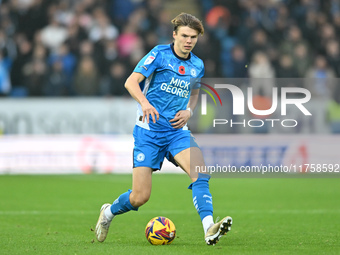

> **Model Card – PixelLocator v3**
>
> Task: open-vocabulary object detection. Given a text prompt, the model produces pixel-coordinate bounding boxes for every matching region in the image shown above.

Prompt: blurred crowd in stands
[0,0,340,104]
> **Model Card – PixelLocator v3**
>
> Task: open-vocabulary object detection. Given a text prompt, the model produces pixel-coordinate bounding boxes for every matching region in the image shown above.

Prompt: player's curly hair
[171,13,204,35]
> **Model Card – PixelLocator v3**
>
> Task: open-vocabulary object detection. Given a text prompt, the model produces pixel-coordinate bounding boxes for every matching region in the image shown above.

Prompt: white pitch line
[0,209,339,215]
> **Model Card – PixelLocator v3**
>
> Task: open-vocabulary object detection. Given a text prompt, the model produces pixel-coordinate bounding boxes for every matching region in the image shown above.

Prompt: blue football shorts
[132,125,199,171]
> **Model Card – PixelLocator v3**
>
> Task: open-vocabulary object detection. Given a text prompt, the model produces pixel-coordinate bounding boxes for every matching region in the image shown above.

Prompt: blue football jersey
[133,43,204,131]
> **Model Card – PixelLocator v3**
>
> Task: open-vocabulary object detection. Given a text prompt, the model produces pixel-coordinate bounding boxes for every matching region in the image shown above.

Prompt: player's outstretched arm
[170,89,200,129]
[187,88,200,112]
[125,72,159,124]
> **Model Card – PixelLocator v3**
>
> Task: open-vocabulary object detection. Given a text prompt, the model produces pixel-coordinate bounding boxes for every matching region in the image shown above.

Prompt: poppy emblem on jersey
[178,65,185,74]
[144,56,155,65]
[136,152,145,162]
[191,68,197,77]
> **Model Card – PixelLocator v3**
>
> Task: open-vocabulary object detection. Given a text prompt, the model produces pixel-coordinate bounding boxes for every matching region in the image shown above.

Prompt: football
[145,216,176,245]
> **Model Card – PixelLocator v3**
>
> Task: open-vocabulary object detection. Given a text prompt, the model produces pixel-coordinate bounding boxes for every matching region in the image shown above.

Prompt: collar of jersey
[170,43,191,61]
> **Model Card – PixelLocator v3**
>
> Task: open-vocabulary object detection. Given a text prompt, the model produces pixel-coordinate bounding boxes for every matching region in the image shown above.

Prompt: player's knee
[130,192,150,207]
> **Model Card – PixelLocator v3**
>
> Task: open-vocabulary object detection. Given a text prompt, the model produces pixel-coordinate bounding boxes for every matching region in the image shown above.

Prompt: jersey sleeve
[133,49,163,78]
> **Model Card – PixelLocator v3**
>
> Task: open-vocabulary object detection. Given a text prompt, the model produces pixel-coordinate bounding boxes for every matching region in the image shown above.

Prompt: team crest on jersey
[136,152,145,162]
[144,56,155,65]
[179,65,185,74]
[191,68,197,77]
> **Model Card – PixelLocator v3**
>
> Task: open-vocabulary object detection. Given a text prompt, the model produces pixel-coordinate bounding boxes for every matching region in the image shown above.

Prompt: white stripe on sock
[104,205,114,220]
[202,215,214,234]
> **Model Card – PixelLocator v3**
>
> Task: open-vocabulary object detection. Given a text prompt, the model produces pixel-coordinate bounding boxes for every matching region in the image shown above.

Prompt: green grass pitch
[0,174,339,255]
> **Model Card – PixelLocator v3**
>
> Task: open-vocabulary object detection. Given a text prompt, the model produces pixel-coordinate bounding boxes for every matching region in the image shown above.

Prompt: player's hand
[170,110,191,129]
[141,101,159,124]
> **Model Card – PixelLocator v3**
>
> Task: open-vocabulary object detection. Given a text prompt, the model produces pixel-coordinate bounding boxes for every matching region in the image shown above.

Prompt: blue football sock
[188,173,213,221]
[110,189,138,216]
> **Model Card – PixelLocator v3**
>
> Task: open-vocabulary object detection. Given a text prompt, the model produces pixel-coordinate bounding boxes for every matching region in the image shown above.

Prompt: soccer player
[95,13,232,245]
